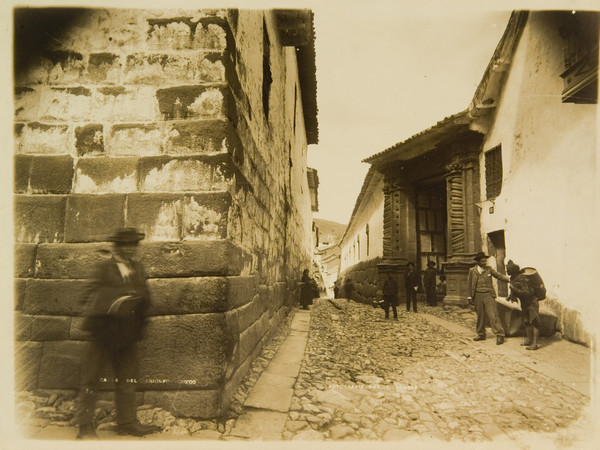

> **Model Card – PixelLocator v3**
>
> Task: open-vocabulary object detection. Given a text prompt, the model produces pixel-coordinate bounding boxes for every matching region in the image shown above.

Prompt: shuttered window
[485,146,502,199]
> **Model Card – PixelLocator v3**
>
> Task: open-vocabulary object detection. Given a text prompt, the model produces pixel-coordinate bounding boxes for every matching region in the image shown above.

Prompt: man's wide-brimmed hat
[473,251,489,261]
[427,261,436,267]
[109,227,145,243]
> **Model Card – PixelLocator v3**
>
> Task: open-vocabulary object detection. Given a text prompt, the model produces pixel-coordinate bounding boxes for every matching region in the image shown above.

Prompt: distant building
[338,168,385,304]
[14,7,318,417]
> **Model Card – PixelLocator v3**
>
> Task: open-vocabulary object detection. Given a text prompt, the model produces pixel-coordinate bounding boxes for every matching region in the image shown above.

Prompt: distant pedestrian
[74,228,160,439]
[300,269,316,309]
[382,272,399,319]
[436,275,447,303]
[344,278,354,299]
[467,251,510,345]
[333,283,340,299]
[506,260,540,350]
[404,262,420,312]
[423,261,438,306]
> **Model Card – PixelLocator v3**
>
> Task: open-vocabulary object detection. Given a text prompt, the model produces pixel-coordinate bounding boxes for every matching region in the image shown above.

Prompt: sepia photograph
[3,0,599,448]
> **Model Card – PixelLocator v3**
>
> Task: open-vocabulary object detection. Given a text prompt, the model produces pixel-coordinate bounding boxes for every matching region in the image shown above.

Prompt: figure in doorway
[382,272,399,319]
[404,262,420,312]
[467,251,510,345]
[423,261,438,306]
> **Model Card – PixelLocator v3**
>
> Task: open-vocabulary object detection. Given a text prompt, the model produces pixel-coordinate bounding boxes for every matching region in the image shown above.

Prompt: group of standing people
[379,252,543,351]
[381,261,445,319]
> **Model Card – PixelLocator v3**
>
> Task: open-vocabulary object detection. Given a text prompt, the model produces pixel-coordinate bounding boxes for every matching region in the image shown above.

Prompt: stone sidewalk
[224,309,311,440]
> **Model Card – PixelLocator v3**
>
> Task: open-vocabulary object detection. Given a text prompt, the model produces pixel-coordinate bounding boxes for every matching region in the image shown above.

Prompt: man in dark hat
[74,228,159,439]
[404,262,420,312]
[382,272,399,319]
[467,251,510,345]
[423,261,438,306]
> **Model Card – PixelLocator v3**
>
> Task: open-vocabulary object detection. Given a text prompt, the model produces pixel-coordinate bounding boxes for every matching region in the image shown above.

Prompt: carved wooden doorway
[416,182,447,271]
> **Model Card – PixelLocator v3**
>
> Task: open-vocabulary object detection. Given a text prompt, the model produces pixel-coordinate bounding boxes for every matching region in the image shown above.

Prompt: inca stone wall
[337,257,382,305]
[14,8,313,417]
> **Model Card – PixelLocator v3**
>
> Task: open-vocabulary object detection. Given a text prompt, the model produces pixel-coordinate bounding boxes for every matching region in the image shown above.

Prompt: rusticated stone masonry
[14,8,314,418]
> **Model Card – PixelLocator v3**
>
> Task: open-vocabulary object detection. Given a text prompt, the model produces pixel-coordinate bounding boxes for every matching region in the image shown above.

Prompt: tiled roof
[362,111,469,164]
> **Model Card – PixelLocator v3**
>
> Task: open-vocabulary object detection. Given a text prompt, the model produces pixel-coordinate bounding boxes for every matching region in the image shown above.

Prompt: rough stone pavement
[11,298,596,448]
[224,298,595,447]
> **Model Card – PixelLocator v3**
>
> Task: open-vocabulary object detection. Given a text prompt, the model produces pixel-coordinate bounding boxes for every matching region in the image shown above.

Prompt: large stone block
[124,52,225,84]
[23,279,88,315]
[31,315,72,341]
[155,85,230,120]
[28,155,75,194]
[73,157,138,193]
[140,240,252,277]
[137,314,230,390]
[86,52,121,83]
[14,154,33,193]
[94,86,159,122]
[75,124,104,156]
[127,192,232,241]
[164,120,238,156]
[109,123,163,156]
[39,87,94,122]
[125,193,183,241]
[34,243,112,279]
[147,18,193,50]
[14,195,66,243]
[238,319,261,363]
[192,19,228,50]
[15,279,26,310]
[14,87,41,121]
[147,277,227,315]
[15,243,37,277]
[15,122,70,155]
[140,155,233,192]
[15,312,33,341]
[70,317,92,341]
[236,298,263,333]
[182,193,231,240]
[143,390,221,419]
[226,276,258,309]
[15,341,43,390]
[64,194,126,242]
[38,341,87,390]
[17,50,85,86]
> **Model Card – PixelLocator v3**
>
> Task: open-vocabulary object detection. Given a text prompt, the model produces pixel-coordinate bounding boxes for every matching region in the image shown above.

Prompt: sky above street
[308,2,512,224]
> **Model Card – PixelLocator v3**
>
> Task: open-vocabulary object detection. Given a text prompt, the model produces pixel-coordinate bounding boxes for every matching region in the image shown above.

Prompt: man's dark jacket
[82,257,151,348]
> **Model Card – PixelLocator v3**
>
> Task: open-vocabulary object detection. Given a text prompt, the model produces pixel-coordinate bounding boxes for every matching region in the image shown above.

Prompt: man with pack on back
[507,259,542,350]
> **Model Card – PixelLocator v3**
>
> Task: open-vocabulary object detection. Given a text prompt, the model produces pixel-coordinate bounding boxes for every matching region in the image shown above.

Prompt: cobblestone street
[14,297,594,447]
[282,298,593,445]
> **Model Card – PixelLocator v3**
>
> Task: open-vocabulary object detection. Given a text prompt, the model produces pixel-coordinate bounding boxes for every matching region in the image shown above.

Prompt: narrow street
[227,297,593,446]
[16,297,593,446]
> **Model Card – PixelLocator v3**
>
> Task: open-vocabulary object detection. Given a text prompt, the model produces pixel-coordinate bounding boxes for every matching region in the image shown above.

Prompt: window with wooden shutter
[485,146,502,200]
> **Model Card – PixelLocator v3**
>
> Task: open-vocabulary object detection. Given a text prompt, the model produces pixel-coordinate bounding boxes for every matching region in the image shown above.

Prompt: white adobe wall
[477,12,598,341]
